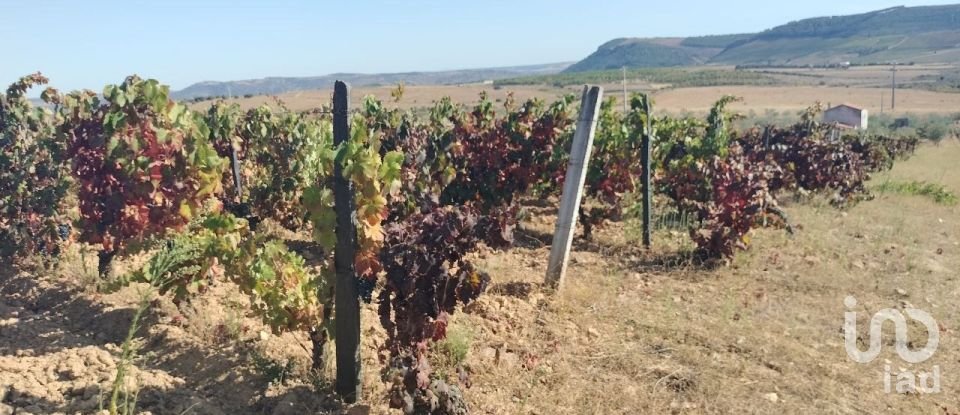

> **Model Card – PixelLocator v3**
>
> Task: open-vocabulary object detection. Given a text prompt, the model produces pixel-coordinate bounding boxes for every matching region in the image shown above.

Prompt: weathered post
[229,140,244,202]
[891,63,897,111]
[219,115,257,229]
[545,85,603,291]
[640,96,652,248]
[227,138,253,224]
[332,81,361,402]
[762,126,771,150]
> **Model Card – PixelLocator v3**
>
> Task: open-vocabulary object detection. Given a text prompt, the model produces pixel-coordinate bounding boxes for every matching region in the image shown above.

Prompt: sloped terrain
[562,37,738,72]
[708,5,960,65]
[570,4,960,71]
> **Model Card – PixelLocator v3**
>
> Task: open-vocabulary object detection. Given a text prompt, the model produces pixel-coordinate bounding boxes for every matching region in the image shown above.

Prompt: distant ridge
[171,62,572,100]
[567,4,960,71]
[563,35,753,72]
[713,4,960,65]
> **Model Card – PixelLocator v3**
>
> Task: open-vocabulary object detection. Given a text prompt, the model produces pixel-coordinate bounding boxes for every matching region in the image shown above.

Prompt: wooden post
[640,96,652,248]
[222,118,258,228]
[332,81,361,402]
[229,140,244,202]
[891,63,897,111]
[545,86,603,290]
[621,66,627,113]
[231,142,255,225]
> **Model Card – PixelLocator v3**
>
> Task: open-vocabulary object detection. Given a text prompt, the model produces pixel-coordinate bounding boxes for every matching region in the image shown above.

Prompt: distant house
[824,104,868,130]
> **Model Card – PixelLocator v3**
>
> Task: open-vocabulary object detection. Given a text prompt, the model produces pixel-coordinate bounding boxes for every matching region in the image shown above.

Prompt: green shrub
[918,122,949,144]
[434,324,473,371]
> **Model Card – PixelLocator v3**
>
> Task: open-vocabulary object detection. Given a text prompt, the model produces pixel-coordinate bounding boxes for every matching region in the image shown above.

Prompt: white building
[823,104,868,130]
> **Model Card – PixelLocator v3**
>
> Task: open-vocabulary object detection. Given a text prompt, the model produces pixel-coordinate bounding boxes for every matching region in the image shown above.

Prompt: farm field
[745,64,957,88]
[652,85,960,114]
[187,84,566,113]
[194,80,960,117]
[1,139,959,414]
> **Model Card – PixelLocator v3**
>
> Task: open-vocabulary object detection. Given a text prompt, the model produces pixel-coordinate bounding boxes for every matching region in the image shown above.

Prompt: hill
[567,4,960,72]
[496,67,776,88]
[713,5,960,65]
[171,62,571,100]
[563,34,752,72]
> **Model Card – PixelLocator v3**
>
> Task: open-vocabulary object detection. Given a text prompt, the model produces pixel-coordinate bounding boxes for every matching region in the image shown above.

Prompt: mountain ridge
[172,62,572,100]
[567,4,960,72]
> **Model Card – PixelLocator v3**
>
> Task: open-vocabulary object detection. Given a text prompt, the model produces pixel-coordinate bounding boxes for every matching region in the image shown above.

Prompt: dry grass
[432,140,960,414]
[187,84,568,113]
[653,85,960,115]
[191,82,960,120]
[748,64,956,88]
[188,63,960,119]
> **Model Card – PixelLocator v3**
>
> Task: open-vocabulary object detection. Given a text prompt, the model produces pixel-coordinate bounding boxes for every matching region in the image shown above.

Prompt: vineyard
[493,67,779,89]
[0,73,934,414]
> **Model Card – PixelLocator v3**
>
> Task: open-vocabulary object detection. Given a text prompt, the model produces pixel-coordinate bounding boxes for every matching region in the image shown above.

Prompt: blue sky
[2,0,957,92]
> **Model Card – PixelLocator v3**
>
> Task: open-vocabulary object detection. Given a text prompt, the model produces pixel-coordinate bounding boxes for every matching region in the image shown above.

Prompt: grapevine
[54,76,226,273]
[0,73,72,259]
[378,206,507,415]
[106,211,327,334]
[242,105,334,230]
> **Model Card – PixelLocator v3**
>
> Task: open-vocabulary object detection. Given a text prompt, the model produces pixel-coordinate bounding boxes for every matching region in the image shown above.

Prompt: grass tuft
[432,324,474,378]
[873,180,958,205]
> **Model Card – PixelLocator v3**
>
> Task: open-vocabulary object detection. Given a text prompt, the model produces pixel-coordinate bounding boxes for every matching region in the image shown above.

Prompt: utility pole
[622,66,628,113]
[891,63,897,111]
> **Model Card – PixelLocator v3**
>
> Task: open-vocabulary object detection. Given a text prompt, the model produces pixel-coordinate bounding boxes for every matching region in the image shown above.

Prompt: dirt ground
[2,143,959,414]
[188,63,960,118]
[192,82,960,119]
[187,84,567,114]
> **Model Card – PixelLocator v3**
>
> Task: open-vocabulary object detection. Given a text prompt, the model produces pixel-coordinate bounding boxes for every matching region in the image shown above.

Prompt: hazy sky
[2,0,957,92]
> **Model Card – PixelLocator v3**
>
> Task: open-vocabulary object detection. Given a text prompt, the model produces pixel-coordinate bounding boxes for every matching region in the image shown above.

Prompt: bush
[918,122,949,144]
